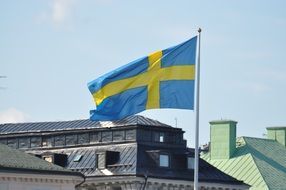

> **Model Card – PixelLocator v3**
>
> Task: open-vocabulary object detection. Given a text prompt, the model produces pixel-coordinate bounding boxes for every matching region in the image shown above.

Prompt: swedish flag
[88,36,197,121]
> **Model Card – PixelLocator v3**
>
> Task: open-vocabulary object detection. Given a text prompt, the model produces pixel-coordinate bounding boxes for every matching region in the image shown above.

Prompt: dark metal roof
[0,115,171,135]
[0,115,245,185]
[136,145,244,185]
[37,143,245,185]
[49,143,137,177]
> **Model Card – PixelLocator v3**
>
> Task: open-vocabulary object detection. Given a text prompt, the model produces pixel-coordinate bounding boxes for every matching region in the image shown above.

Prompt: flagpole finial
[198,28,202,33]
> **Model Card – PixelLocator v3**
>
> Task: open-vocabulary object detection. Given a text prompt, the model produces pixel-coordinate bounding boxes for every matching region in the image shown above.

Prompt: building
[201,120,286,190]
[0,115,248,190]
[0,143,84,190]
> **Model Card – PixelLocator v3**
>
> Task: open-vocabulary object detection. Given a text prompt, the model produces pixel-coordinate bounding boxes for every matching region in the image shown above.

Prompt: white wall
[0,181,76,190]
[0,172,82,190]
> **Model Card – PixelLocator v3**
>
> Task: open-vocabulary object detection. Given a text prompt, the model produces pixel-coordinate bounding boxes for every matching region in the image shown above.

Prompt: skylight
[73,154,82,162]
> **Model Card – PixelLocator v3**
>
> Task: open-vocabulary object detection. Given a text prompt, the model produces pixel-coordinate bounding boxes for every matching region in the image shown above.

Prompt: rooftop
[0,115,171,135]
[0,115,246,186]
[201,136,286,190]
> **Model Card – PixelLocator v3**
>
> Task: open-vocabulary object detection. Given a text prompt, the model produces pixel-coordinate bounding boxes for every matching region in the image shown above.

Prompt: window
[43,156,53,163]
[159,154,169,167]
[159,132,165,142]
[73,155,83,162]
[154,132,165,142]
[187,157,195,169]
[42,136,54,147]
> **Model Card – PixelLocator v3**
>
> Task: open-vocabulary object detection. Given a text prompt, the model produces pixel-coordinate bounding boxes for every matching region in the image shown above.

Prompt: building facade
[0,143,83,190]
[0,116,248,190]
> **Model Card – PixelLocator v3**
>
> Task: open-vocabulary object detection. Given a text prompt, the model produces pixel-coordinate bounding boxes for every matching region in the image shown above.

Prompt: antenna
[0,75,7,90]
[175,117,178,128]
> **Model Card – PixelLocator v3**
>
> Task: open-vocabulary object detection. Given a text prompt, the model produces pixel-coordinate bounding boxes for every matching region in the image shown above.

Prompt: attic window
[73,155,83,162]
[43,156,53,163]
[187,157,195,169]
[159,154,169,167]
[154,132,165,142]
[159,133,164,142]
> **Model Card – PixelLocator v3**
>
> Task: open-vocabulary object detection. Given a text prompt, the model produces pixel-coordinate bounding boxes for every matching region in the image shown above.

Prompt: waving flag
[88,36,197,121]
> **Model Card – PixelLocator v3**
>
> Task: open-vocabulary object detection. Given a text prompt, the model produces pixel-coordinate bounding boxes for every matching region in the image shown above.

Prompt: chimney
[267,127,286,146]
[209,120,237,159]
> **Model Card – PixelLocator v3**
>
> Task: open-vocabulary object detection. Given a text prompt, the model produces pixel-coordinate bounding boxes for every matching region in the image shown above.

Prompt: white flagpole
[194,28,201,190]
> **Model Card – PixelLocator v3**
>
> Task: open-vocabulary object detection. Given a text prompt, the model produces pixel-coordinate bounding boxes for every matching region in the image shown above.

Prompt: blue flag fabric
[88,36,197,121]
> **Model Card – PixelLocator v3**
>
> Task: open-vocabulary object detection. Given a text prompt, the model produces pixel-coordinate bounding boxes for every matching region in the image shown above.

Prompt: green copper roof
[201,137,286,190]
[266,126,286,130]
[209,120,237,125]
[0,143,77,175]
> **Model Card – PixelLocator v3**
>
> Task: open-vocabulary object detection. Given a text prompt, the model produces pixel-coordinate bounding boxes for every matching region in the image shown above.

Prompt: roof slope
[64,143,137,177]
[56,143,244,185]
[201,137,286,190]
[244,137,286,190]
[0,115,171,134]
[137,146,245,184]
[0,143,80,176]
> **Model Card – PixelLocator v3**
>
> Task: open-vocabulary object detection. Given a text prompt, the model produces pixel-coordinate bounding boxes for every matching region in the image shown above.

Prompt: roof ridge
[250,154,270,190]
[241,136,265,140]
[0,115,172,134]
[135,115,171,127]
[241,136,276,142]
[0,115,169,126]
[0,118,89,126]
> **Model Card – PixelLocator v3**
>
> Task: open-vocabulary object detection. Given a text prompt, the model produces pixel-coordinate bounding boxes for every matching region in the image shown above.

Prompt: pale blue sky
[1,0,286,146]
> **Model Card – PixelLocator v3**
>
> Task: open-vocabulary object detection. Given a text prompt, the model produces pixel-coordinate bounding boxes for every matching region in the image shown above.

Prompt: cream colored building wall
[0,182,75,190]
[0,172,83,190]
[80,176,249,190]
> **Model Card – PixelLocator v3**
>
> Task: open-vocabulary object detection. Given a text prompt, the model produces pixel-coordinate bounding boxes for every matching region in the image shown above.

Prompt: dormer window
[187,157,195,169]
[43,155,53,163]
[159,154,169,167]
[41,153,67,167]
[159,133,164,142]
[154,132,165,143]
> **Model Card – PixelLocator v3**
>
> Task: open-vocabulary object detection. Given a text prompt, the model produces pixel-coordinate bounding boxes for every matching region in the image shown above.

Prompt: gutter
[142,173,148,190]
[75,174,86,189]
[0,166,84,178]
